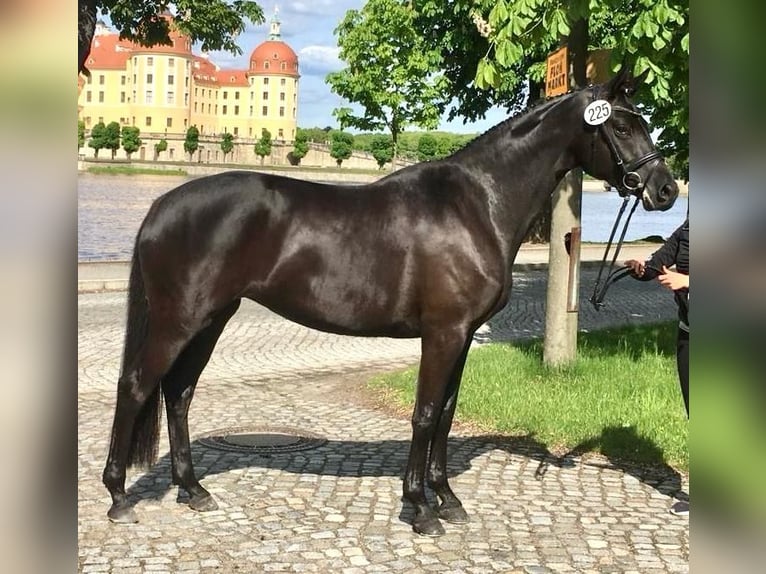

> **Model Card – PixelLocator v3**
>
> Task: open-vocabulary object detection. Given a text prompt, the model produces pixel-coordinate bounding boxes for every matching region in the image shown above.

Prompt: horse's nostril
[658,184,674,202]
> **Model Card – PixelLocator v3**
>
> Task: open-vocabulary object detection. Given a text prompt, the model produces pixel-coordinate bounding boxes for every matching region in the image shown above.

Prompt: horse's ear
[605,64,645,99]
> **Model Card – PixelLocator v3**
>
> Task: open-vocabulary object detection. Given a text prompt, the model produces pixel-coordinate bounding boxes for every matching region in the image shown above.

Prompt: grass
[369,322,688,472]
[86,165,188,176]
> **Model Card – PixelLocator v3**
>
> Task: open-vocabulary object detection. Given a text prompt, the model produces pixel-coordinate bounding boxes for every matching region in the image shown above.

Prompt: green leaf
[681,32,689,53]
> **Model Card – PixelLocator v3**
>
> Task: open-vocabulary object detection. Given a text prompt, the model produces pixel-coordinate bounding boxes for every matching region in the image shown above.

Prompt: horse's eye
[614,124,630,137]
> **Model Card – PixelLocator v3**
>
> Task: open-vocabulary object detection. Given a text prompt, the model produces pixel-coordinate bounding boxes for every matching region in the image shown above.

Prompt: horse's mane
[453,88,585,157]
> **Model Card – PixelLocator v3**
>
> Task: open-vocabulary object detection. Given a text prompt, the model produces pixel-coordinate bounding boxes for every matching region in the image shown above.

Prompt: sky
[200,0,510,134]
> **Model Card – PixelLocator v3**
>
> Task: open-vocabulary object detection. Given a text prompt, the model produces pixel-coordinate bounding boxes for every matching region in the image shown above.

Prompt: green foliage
[371,321,687,470]
[326,0,446,167]
[183,125,199,160]
[329,131,354,167]
[254,128,272,164]
[291,130,309,163]
[417,133,438,162]
[96,0,264,56]
[78,120,85,149]
[414,0,689,178]
[352,131,476,161]
[120,126,141,159]
[370,135,393,169]
[154,138,168,159]
[220,132,234,162]
[298,127,331,144]
[88,121,106,158]
[104,121,121,159]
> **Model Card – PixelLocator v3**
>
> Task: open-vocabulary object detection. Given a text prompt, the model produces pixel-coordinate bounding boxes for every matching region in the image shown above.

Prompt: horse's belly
[247,273,421,338]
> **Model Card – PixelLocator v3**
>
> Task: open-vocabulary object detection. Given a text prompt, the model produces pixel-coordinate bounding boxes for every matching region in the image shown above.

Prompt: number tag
[584,100,612,125]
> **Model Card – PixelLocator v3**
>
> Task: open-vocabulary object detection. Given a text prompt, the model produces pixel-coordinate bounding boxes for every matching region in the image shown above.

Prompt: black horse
[103,69,678,536]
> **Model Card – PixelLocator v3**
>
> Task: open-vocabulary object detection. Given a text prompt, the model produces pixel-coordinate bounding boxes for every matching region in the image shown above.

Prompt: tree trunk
[542,17,588,367]
[78,0,97,75]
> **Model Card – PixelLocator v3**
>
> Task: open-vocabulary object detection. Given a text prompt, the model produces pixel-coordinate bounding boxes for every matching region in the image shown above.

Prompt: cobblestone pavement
[78,269,689,573]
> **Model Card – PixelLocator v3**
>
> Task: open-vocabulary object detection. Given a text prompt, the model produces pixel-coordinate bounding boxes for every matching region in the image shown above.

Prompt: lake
[78,173,688,261]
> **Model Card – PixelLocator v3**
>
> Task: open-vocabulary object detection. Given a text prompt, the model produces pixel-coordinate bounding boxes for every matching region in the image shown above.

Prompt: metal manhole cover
[198,425,327,454]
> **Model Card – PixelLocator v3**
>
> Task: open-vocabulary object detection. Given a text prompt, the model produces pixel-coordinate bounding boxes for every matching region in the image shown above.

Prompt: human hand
[657,265,689,291]
[624,259,645,277]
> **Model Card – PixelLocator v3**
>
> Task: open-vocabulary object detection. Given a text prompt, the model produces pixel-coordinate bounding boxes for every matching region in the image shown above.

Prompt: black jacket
[640,218,689,327]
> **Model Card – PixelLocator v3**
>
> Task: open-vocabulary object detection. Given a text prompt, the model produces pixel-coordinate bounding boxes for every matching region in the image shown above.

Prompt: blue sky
[201,1,510,134]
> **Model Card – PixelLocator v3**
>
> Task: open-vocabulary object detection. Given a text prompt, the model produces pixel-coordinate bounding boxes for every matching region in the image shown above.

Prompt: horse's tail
[119,240,162,468]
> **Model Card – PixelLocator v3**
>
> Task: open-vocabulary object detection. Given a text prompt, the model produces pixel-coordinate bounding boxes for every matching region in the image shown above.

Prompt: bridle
[588,88,664,310]
[589,87,664,198]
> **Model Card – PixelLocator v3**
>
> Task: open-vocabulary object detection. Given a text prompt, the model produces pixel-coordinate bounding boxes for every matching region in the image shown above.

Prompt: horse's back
[135,168,505,336]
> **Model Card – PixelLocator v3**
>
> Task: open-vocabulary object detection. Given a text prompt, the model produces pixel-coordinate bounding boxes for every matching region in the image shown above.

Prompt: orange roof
[249,40,299,76]
[84,34,133,70]
[215,69,249,87]
[191,56,219,85]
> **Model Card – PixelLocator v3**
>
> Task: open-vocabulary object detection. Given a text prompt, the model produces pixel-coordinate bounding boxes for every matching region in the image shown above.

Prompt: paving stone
[78,272,687,573]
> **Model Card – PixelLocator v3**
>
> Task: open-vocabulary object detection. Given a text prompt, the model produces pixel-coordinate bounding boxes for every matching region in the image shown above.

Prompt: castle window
[147,57,153,66]
[262,106,268,116]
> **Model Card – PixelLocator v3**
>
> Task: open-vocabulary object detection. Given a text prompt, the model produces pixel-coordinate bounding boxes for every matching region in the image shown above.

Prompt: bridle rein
[588,88,665,310]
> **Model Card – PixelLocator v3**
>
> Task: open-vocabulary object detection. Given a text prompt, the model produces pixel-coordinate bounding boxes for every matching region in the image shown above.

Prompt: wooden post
[543,169,583,366]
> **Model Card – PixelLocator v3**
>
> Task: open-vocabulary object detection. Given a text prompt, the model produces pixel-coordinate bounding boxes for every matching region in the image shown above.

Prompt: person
[625,216,689,516]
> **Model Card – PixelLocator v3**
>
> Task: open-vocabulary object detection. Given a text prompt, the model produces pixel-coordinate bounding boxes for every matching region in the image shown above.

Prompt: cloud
[298,45,344,76]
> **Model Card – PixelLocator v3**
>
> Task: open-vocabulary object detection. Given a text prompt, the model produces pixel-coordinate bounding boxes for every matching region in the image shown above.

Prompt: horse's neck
[461,98,580,264]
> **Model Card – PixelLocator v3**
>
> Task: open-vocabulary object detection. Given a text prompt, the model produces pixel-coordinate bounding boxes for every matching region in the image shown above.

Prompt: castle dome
[248,11,299,77]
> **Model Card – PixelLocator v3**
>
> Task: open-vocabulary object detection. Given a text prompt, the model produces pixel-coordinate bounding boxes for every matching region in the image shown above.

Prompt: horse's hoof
[189,494,218,512]
[107,504,138,524]
[412,515,445,537]
[438,504,469,524]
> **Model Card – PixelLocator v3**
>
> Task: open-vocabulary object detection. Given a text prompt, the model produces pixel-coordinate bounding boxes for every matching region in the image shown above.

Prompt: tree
[299,127,331,144]
[78,120,86,149]
[154,138,168,160]
[88,121,106,158]
[370,135,393,169]
[121,126,141,159]
[184,126,199,161]
[414,0,689,178]
[254,129,272,165]
[79,0,265,75]
[326,0,446,170]
[104,121,121,159]
[220,132,234,163]
[289,130,309,165]
[329,131,354,167]
[417,133,438,162]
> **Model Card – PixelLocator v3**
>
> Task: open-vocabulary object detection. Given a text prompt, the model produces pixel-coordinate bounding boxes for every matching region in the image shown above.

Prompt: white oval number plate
[584,100,612,125]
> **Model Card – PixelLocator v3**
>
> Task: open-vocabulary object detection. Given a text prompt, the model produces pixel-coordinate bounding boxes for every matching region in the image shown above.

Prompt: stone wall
[78,135,413,172]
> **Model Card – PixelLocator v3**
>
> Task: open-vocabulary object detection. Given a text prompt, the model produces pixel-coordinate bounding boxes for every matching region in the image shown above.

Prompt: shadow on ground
[123,425,684,520]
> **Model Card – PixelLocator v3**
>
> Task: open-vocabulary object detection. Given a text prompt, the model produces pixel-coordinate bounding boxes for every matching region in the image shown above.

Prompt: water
[78,174,688,261]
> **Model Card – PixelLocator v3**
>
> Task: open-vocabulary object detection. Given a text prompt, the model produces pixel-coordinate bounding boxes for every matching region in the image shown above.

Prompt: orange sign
[545,46,569,97]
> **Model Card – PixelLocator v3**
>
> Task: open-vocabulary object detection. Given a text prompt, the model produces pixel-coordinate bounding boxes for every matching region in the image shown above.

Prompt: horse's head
[575,67,679,211]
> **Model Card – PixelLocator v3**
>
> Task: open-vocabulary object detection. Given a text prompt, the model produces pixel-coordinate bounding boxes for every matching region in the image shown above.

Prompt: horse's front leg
[403,326,471,536]
[427,337,472,524]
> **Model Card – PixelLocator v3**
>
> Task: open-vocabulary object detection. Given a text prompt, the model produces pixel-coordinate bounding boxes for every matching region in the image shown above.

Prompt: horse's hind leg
[404,325,471,537]
[103,324,195,523]
[162,300,241,512]
[427,336,473,524]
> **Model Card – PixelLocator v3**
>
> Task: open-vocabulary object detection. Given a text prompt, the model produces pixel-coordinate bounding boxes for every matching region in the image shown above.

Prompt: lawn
[369,322,688,472]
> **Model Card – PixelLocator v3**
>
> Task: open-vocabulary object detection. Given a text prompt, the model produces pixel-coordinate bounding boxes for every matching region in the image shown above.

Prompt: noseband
[588,89,664,309]
[590,89,663,197]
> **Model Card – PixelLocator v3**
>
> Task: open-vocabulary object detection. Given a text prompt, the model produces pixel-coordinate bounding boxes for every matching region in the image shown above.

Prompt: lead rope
[589,195,641,309]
